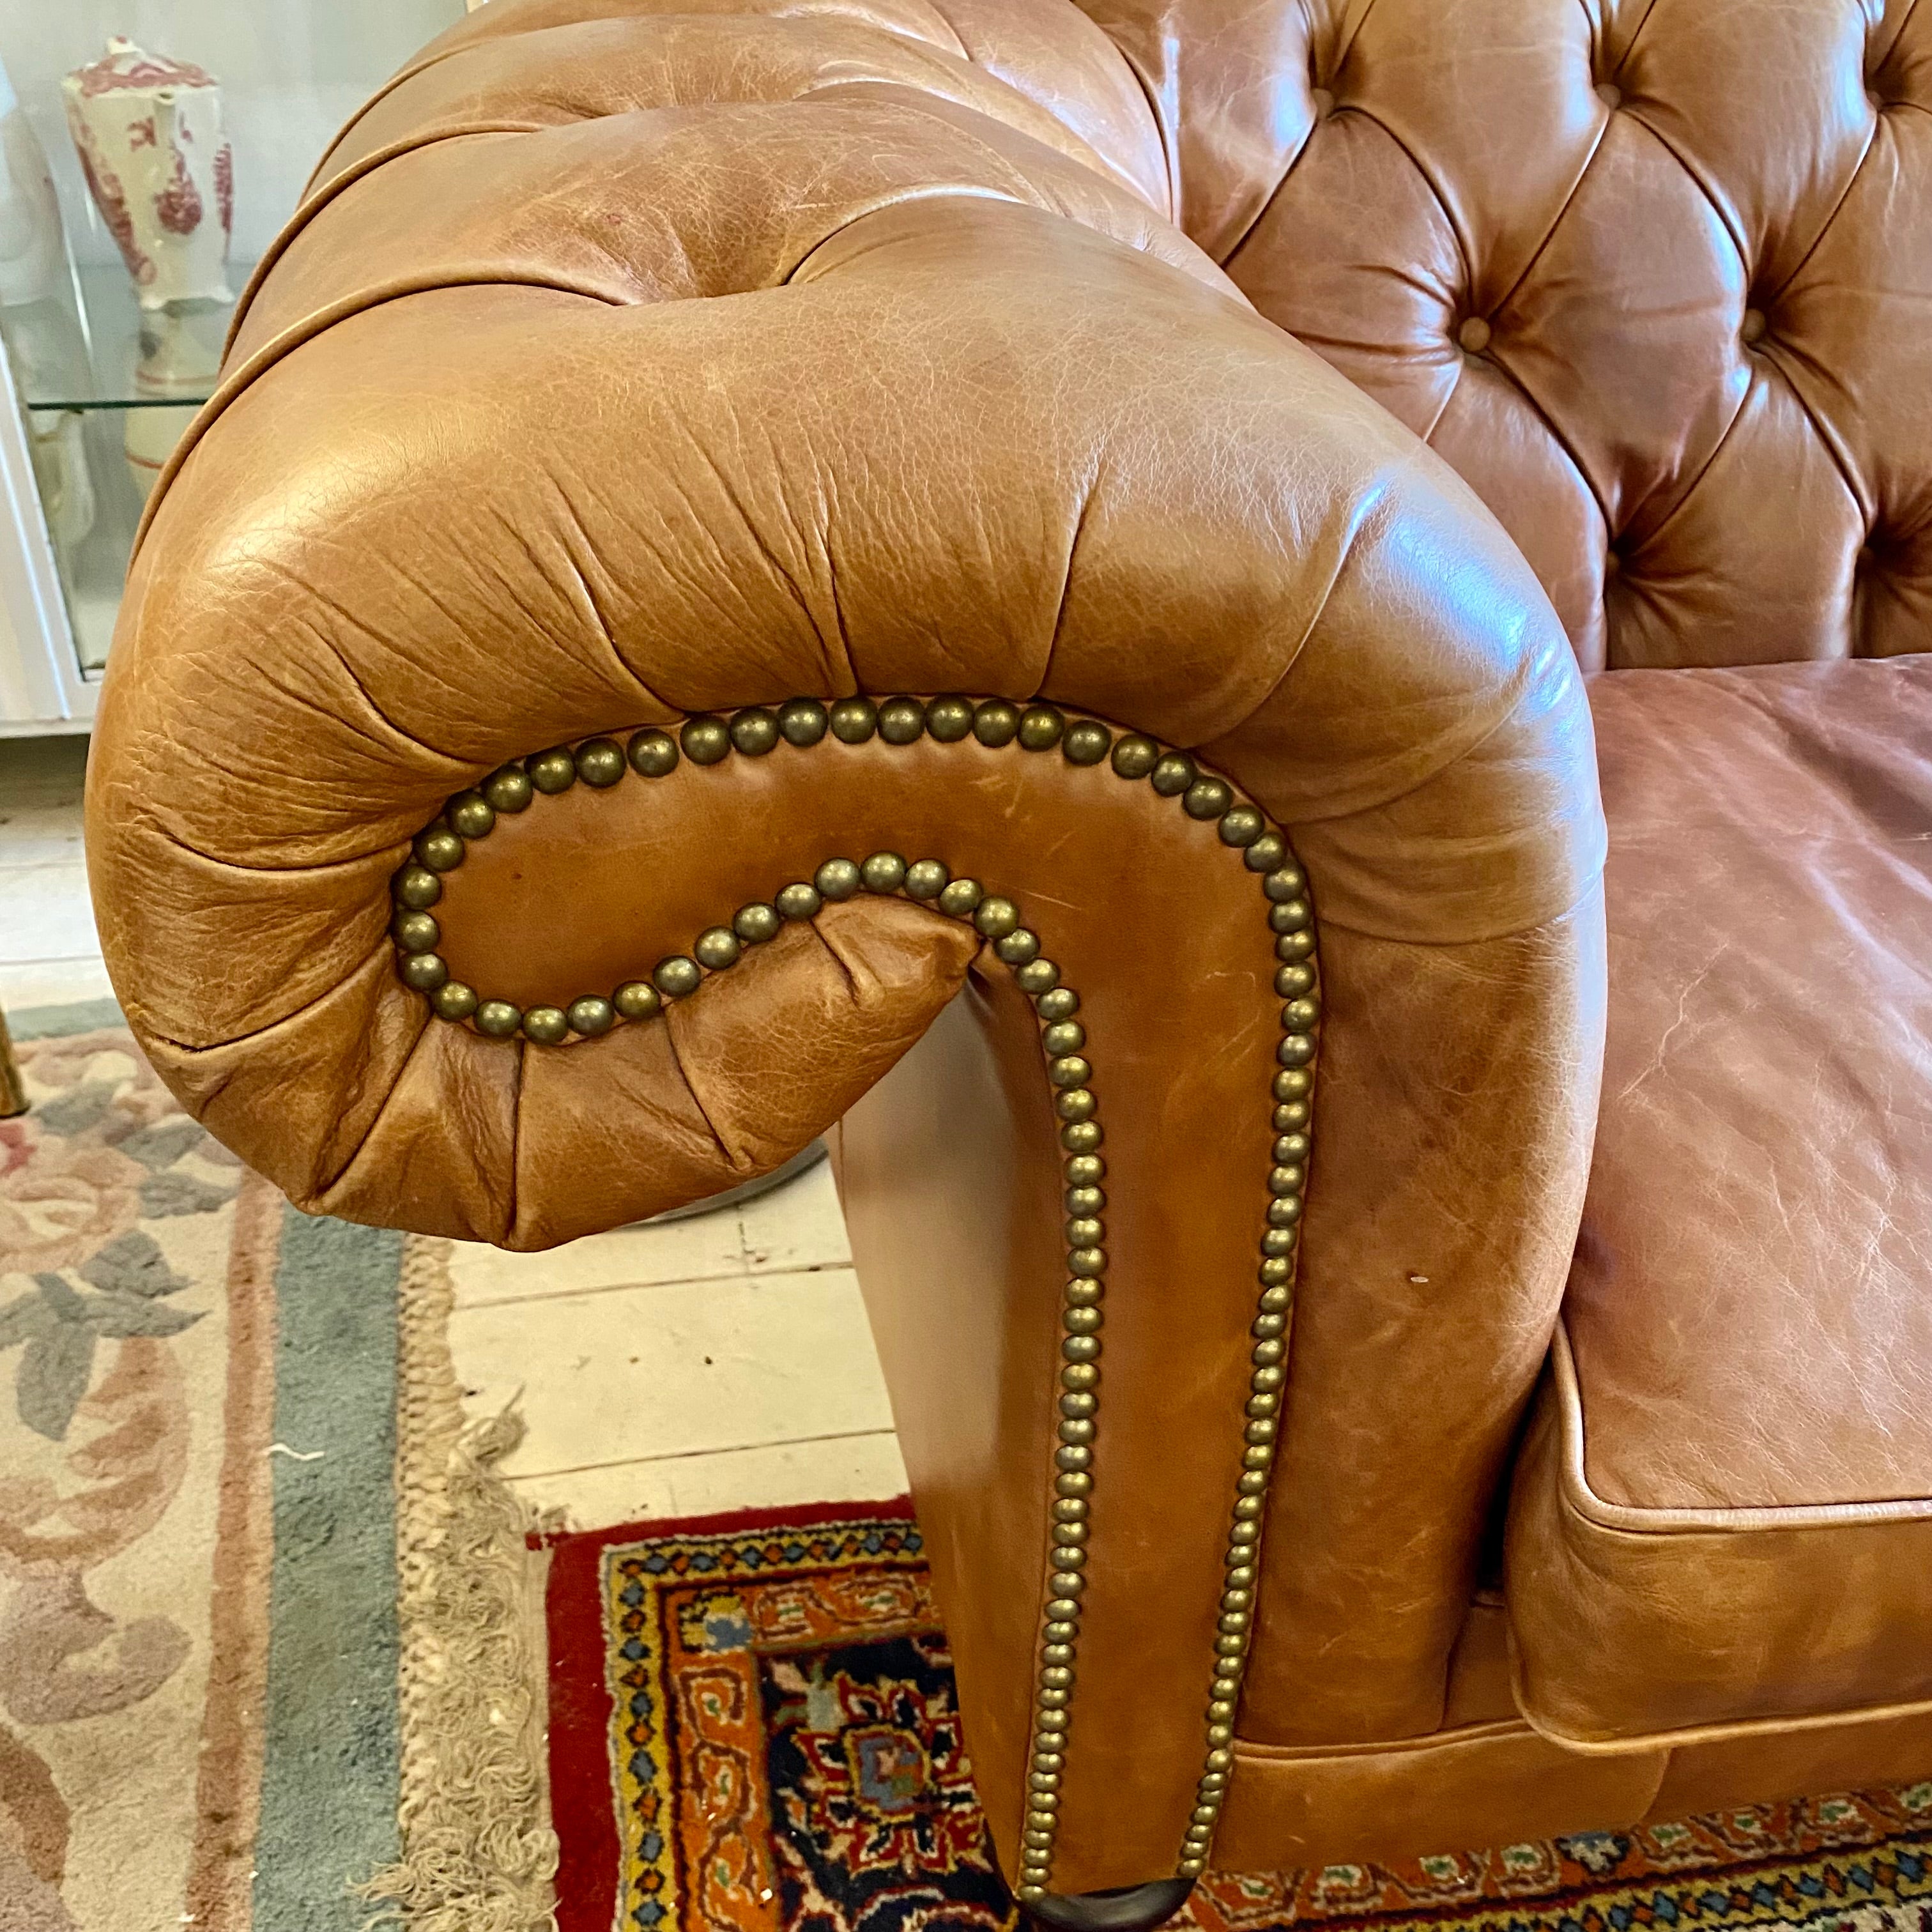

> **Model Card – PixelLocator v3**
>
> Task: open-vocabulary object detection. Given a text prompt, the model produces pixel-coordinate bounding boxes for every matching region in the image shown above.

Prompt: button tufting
[1595,81,1622,110]
[1604,549,1621,578]
[1457,316,1491,354]
[1740,307,1767,346]
[1310,85,1334,119]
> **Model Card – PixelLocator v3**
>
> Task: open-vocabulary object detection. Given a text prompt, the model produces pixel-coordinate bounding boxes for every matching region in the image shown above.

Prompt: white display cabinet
[0,0,464,736]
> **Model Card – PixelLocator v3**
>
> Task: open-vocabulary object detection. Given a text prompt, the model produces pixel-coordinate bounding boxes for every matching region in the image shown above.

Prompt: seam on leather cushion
[1552,1322,1932,1531]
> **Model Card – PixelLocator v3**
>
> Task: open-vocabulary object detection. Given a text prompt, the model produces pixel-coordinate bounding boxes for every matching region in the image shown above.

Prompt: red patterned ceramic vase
[61,36,232,310]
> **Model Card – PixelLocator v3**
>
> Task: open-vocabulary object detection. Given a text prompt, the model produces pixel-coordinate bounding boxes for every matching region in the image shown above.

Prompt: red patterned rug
[544,1500,1932,1932]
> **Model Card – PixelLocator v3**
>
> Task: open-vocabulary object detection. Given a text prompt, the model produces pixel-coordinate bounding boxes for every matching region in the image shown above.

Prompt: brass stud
[1063,719,1111,765]
[1276,963,1315,998]
[393,908,440,953]
[1264,866,1307,901]
[530,748,576,794]
[394,864,442,910]
[1018,704,1064,749]
[1061,1335,1101,1365]
[1064,1184,1103,1215]
[1268,1165,1304,1197]
[1061,1363,1100,1395]
[484,766,533,813]
[1259,1259,1293,1286]
[1065,1153,1104,1185]
[878,696,926,743]
[1282,997,1320,1031]
[400,952,448,992]
[1057,1422,1095,1451]
[1259,1284,1292,1312]
[1043,1021,1087,1057]
[926,694,974,741]
[1244,832,1286,871]
[1110,734,1160,779]
[1271,900,1313,935]
[938,878,983,919]
[1277,1036,1315,1070]
[576,738,625,787]
[448,790,495,839]
[1179,1859,1206,1878]
[1274,1100,1310,1133]
[1150,752,1195,797]
[861,852,908,893]
[1276,930,1316,962]
[974,896,1019,938]
[829,696,878,743]
[1061,1120,1103,1153]
[1218,806,1264,847]
[1055,1088,1097,1125]
[681,716,730,765]
[1262,1227,1299,1257]
[1063,1303,1102,1333]
[628,730,678,778]
[1246,1392,1279,1418]
[1067,1246,1105,1278]
[694,926,741,970]
[778,698,828,746]
[1036,987,1079,1022]
[734,903,781,944]
[1274,1068,1312,1102]
[1049,1054,1092,1089]
[776,882,821,921]
[1253,1313,1287,1340]
[1064,1216,1103,1246]
[653,956,702,998]
[1184,778,1232,820]
[815,858,861,901]
[614,981,663,1022]
[433,981,478,1021]
[568,995,614,1036]
[904,859,949,900]
[1275,1132,1310,1163]
[475,1000,523,1038]
[973,699,1020,746]
[1064,1278,1102,1307]
[414,828,464,873]
[1016,958,1061,995]
[729,707,779,756]
[996,928,1040,963]
[523,1006,569,1045]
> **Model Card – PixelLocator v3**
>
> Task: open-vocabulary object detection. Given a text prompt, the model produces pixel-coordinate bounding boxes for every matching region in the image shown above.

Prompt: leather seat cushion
[1506,656,1932,1747]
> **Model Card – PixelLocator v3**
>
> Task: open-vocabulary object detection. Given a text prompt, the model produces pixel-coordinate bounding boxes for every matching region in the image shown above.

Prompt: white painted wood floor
[0,733,908,1532]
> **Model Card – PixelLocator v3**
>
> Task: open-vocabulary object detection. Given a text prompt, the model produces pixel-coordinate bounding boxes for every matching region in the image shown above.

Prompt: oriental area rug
[0,1002,554,1932]
[544,1501,1932,1932]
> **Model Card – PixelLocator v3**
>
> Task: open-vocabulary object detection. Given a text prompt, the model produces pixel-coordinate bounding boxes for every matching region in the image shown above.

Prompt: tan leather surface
[1506,657,1932,1746]
[1509,1335,1932,1748]
[1076,0,1932,672]
[92,0,1932,1889]
[1214,1721,1666,1873]
[1647,1708,1932,1821]
[1568,657,1932,1515]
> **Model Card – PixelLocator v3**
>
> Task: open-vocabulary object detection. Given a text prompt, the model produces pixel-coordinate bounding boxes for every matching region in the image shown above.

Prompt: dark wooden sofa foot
[1023,1878,1197,1932]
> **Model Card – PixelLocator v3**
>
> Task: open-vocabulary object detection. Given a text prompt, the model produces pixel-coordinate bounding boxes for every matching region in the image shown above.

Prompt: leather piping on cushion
[1506,1325,1932,1753]
[1211,1718,1667,1871]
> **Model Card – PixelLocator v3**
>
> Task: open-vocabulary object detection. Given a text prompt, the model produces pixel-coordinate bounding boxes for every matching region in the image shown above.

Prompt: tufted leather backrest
[1075,0,1932,671]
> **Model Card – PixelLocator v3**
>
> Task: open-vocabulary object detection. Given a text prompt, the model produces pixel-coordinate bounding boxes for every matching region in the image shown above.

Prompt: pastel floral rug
[544,1501,1932,1932]
[0,1002,554,1932]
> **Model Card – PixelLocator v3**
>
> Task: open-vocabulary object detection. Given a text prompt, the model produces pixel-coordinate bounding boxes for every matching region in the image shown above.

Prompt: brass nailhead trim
[385,694,1318,1896]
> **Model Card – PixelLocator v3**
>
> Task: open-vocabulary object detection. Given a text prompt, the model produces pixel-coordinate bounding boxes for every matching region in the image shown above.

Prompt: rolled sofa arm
[85,0,1606,1902]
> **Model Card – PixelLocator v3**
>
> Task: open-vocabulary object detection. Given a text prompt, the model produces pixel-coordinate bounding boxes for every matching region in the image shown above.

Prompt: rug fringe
[358,1237,562,1932]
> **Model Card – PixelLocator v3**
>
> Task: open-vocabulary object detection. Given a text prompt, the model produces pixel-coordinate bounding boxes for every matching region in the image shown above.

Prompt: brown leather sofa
[84,0,1932,1921]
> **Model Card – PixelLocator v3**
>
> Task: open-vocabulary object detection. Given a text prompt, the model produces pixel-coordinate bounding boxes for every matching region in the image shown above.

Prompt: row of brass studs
[1175,873,1317,1880]
[385,693,1316,1895]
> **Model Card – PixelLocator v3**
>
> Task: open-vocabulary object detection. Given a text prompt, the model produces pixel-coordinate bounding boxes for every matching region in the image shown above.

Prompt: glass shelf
[1,263,243,413]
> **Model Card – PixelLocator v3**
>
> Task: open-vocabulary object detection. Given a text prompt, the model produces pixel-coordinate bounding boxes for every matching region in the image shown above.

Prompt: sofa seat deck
[1506,654,1932,1749]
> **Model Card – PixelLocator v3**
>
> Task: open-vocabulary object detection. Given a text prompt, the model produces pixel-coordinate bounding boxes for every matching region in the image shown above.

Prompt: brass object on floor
[0,1008,25,1119]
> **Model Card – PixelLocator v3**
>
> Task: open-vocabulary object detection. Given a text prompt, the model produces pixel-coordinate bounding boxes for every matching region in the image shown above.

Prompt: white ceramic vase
[61,36,232,312]
[0,59,66,308]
